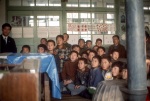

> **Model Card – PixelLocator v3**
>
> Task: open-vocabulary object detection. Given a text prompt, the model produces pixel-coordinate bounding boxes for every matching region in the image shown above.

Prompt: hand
[74,85,80,89]
[67,80,72,84]
[63,80,68,85]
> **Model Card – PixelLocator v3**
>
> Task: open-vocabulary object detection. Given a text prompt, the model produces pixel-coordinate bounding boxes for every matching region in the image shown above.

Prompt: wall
[0,0,6,33]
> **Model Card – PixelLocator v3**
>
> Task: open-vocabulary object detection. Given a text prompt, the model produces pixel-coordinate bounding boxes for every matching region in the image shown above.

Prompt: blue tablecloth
[7,53,61,99]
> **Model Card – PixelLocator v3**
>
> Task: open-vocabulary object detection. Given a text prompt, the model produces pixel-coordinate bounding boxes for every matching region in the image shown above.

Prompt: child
[63,33,72,50]
[20,45,30,53]
[37,44,47,53]
[78,39,87,55]
[55,35,70,72]
[101,55,113,80]
[86,40,92,49]
[72,44,80,54]
[67,58,89,95]
[61,51,79,92]
[97,47,106,57]
[40,38,47,45]
[47,40,60,73]
[111,61,123,79]
[95,38,102,47]
[111,49,120,63]
[122,64,128,80]
[88,50,97,68]
[81,51,88,59]
[93,45,99,52]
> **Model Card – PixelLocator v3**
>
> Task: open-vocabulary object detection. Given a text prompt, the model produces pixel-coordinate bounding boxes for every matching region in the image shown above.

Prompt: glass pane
[36,0,48,6]
[79,0,90,7]
[49,0,61,6]
[37,16,47,26]
[48,16,60,26]
[80,35,91,41]
[66,0,78,7]
[92,0,114,7]
[22,0,35,6]
[11,16,22,26]
[23,16,34,27]
[9,0,21,6]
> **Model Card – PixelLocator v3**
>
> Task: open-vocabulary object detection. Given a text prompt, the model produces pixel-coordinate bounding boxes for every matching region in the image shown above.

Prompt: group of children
[20,33,150,99]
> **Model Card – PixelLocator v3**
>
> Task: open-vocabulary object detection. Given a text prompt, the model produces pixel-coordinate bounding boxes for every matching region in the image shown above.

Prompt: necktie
[4,37,7,44]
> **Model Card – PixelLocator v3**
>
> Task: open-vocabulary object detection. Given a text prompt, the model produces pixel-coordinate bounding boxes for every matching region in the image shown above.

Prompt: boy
[97,47,106,57]
[101,55,113,80]
[95,38,102,47]
[111,49,120,63]
[40,38,47,45]
[61,51,79,92]
[55,35,70,72]
[78,39,87,55]
[37,44,47,53]
[122,64,128,80]
[86,40,92,49]
[88,50,97,69]
[20,45,30,53]
[63,33,72,49]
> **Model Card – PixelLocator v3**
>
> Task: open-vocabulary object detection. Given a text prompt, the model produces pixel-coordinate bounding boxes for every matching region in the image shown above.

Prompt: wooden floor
[52,94,91,101]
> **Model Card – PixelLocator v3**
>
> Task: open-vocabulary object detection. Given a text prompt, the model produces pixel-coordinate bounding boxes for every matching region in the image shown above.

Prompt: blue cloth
[7,53,61,99]
[89,67,104,87]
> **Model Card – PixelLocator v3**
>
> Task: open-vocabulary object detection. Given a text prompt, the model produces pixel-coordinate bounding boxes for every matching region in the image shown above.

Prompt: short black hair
[22,45,30,52]
[113,35,119,40]
[97,46,105,52]
[56,35,64,40]
[89,50,97,56]
[92,55,101,63]
[47,40,55,46]
[72,44,80,50]
[2,23,12,30]
[78,39,85,44]
[145,31,149,40]
[63,33,69,39]
[86,40,92,43]
[96,38,102,43]
[78,58,88,64]
[81,51,88,56]
[112,61,124,72]
[101,54,111,63]
[70,50,79,57]
[111,49,119,54]
[41,38,47,42]
[37,44,47,51]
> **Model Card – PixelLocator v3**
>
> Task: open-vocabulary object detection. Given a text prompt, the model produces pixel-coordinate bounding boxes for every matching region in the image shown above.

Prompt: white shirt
[2,35,8,44]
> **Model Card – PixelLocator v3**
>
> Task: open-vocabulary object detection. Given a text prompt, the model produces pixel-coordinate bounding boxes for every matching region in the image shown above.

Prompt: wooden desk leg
[44,73,51,101]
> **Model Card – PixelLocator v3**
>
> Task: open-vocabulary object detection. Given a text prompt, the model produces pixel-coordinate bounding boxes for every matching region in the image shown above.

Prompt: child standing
[86,40,92,49]
[67,58,89,95]
[61,51,79,92]
[78,39,87,55]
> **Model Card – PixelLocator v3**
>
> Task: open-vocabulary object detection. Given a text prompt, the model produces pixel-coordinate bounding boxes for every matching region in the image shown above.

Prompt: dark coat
[75,67,90,87]
[0,35,17,53]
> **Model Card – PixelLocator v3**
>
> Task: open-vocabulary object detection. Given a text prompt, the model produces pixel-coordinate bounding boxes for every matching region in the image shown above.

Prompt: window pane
[66,0,78,7]
[49,0,61,6]
[92,0,114,7]
[22,0,35,6]
[36,0,48,6]
[79,0,90,7]
[11,16,22,26]
[9,0,21,6]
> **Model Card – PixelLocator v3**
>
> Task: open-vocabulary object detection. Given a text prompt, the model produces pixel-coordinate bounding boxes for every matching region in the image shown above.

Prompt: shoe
[61,91,71,94]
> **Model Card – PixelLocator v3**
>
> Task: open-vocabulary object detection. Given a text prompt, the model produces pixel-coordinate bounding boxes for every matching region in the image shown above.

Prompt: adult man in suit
[0,23,17,53]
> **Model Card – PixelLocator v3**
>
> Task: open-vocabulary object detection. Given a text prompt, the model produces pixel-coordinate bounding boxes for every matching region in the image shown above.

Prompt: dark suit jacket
[0,35,17,53]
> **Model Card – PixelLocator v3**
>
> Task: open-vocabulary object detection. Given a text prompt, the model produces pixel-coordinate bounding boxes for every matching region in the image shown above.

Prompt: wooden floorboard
[52,94,91,101]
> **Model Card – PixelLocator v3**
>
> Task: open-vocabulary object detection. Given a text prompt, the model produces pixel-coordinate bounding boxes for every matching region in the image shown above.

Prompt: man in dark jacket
[0,23,17,53]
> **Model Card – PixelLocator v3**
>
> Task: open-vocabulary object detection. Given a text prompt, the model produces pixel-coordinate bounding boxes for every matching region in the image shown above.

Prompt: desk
[0,53,61,99]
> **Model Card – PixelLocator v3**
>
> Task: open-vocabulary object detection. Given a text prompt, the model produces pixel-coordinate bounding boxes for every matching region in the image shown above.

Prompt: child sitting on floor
[67,58,89,95]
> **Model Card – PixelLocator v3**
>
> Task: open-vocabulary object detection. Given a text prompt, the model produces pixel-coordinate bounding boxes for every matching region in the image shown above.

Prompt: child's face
[96,41,102,47]
[97,48,105,56]
[47,42,55,51]
[101,59,111,70]
[112,66,120,77]
[82,54,88,59]
[56,37,64,46]
[22,48,30,53]
[41,39,47,45]
[86,42,92,48]
[113,37,119,45]
[93,46,98,51]
[112,52,119,60]
[70,53,78,62]
[63,34,68,42]
[78,60,86,70]
[91,58,99,68]
[79,40,85,48]
[73,47,80,53]
[122,69,128,79]
[38,47,45,53]
[88,52,95,62]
